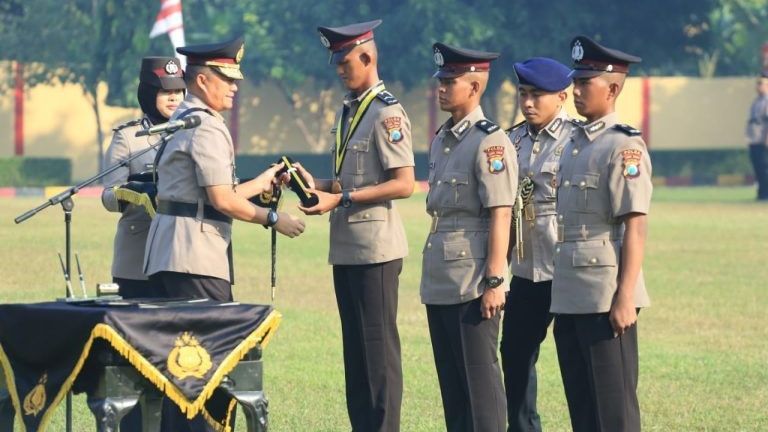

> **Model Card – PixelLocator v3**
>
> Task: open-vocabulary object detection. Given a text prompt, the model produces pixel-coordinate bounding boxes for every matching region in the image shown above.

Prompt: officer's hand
[609,295,637,337]
[480,287,505,319]
[292,163,316,190]
[298,189,340,216]
[274,211,305,238]
[253,162,286,192]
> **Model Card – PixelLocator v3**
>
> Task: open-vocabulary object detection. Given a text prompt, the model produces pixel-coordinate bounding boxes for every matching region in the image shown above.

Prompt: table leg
[221,359,268,432]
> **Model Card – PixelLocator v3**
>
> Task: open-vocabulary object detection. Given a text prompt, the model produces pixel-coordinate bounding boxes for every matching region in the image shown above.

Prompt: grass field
[1,186,767,431]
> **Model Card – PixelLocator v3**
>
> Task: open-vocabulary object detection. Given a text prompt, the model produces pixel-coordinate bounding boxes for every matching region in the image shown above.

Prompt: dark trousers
[149,271,234,432]
[333,259,403,432]
[426,298,507,432]
[500,277,553,432]
[749,144,768,200]
[554,313,640,432]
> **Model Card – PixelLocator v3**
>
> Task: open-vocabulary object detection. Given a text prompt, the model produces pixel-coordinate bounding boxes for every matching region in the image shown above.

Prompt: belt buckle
[524,203,535,221]
[557,224,564,242]
[430,215,439,233]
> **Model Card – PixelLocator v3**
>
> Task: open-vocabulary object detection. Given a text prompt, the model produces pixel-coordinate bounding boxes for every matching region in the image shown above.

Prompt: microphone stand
[12,131,172,432]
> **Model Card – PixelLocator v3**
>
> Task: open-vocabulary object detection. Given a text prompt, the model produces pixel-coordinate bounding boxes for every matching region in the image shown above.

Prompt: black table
[0,300,280,431]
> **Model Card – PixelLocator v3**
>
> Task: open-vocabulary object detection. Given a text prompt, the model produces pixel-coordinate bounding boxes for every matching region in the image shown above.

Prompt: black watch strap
[341,190,352,208]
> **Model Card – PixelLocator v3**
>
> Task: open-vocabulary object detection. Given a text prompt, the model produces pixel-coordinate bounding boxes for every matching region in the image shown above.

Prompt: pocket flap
[541,161,559,174]
[443,239,486,261]
[347,203,387,223]
[349,139,370,152]
[443,172,470,186]
[572,245,617,267]
[573,173,600,190]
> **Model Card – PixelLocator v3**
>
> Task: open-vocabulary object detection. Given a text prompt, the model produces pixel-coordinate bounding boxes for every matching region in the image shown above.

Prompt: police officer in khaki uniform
[746,72,768,201]
[102,56,185,299]
[143,37,305,431]
[421,42,516,432]
[552,36,652,432]
[501,57,573,432]
[295,20,414,432]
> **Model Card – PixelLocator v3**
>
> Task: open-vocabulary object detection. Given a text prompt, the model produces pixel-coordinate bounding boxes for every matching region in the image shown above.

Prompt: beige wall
[0,64,758,180]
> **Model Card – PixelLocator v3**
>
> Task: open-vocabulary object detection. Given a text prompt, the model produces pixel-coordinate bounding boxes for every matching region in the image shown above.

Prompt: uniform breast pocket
[343,139,369,175]
[441,171,470,208]
[572,172,600,212]
[538,161,559,200]
[347,203,387,224]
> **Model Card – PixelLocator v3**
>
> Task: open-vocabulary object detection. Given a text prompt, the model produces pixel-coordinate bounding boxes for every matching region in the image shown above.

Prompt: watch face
[487,276,503,288]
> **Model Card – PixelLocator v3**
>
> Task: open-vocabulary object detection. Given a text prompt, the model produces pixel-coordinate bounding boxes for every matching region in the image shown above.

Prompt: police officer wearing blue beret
[553,36,652,432]
[501,57,573,432]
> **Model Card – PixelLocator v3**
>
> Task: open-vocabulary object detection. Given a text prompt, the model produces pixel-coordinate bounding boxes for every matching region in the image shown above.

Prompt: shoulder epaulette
[475,119,500,134]
[505,120,526,134]
[178,107,214,119]
[569,118,585,127]
[376,90,399,105]
[613,124,642,136]
[112,118,142,133]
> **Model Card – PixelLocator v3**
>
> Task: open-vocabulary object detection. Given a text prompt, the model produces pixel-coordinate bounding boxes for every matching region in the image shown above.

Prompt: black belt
[156,200,232,223]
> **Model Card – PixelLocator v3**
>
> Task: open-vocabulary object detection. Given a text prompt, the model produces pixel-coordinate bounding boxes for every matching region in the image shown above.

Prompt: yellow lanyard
[334,83,385,175]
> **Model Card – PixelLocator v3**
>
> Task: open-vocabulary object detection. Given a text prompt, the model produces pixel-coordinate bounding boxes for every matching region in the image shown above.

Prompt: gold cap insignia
[236,43,245,64]
[23,372,47,417]
[167,332,213,380]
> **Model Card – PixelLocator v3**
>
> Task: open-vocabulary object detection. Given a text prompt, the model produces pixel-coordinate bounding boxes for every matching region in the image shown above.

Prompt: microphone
[135,116,202,137]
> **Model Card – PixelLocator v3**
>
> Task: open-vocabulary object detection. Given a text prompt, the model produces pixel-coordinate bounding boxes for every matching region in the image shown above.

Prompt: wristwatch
[485,276,505,289]
[264,209,279,227]
[341,190,353,208]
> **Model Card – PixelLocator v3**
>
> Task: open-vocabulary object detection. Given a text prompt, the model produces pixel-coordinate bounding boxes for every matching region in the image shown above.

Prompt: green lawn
[1,186,767,431]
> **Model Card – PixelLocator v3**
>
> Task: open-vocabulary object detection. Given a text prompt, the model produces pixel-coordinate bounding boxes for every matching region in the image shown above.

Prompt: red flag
[150,0,186,68]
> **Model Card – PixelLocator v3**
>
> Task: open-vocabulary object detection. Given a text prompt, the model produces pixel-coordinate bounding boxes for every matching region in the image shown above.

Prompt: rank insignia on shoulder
[484,145,506,174]
[614,124,642,136]
[621,149,642,179]
[506,120,526,134]
[382,117,404,143]
[476,119,500,134]
[376,90,399,105]
[112,118,142,132]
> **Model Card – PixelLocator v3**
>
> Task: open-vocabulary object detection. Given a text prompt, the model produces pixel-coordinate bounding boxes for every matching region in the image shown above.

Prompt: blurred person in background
[746,72,768,201]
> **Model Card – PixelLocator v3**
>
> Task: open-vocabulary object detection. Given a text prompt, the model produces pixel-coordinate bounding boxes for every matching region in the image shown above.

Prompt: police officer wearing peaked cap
[422,42,517,432]
[144,36,305,432]
[552,35,652,432]
[295,19,415,432]
[501,56,574,432]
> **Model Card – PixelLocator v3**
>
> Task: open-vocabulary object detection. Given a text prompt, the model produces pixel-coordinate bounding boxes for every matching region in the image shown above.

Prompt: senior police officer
[501,57,573,432]
[552,36,652,432]
[422,42,517,432]
[143,37,305,431]
[102,56,185,299]
[295,20,415,432]
[746,71,768,201]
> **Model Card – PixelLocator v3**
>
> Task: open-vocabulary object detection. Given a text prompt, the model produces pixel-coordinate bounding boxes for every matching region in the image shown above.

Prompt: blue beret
[513,57,572,92]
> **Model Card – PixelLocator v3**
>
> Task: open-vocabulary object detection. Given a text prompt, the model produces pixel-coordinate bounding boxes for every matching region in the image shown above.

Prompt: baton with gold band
[276,156,319,207]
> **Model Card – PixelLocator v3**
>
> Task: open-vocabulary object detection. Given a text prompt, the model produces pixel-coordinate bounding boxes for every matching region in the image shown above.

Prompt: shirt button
[130,225,135,231]
[589,257,598,264]
[427,242,432,249]
[433,211,438,216]
[444,147,451,154]
[555,246,561,253]
[563,180,571,187]
[352,145,358,150]
[459,250,467,257]
[579,180,586,188]
[572,148,579,156]
[363,213,370,219]
[558,214,563,221]
[437,180,442,185]
[451,178,457,184]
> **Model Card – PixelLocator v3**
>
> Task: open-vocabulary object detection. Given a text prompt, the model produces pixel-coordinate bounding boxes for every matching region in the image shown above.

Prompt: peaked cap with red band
[317,19,382,64]
[432,42,500,78]
[177,35,245,80]
[569,35,641,79]
[139,56,186,90]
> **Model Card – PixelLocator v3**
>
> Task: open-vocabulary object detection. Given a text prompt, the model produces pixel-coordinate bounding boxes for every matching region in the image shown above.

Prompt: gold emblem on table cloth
[167,332,213,379]
[23,372,47,417]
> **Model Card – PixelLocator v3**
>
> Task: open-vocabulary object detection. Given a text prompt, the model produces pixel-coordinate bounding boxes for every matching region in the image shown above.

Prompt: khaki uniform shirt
[746,94,768,145]
[101,117,156,280]
[144,94,236,282]
[420,106,518,305]
[508,109,573,282]
[328,82,415,265]
[551,112,652,314]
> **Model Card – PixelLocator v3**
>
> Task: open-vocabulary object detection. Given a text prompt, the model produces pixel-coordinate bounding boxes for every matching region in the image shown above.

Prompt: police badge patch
[167,332,213,380]
[484,146,506,174]
[621,149,642,179]
[382,117,404,143]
